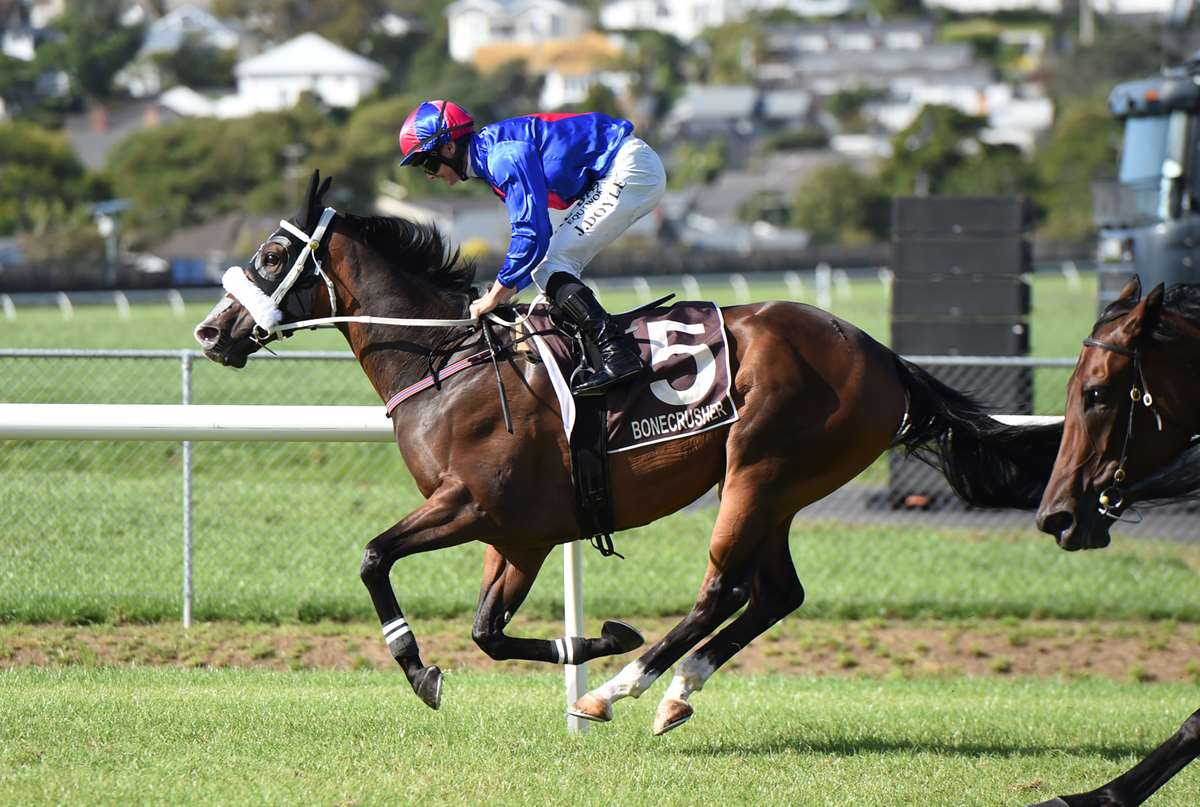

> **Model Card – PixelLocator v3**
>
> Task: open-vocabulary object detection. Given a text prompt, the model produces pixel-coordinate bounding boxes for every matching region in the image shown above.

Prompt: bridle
[217,205,544,432]
[1080,336,1163,518]
[222,206,540,336]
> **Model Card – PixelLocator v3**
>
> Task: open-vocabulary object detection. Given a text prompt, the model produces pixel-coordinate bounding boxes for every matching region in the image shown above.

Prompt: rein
[220,205,547,423]
[1081,336,1163,519]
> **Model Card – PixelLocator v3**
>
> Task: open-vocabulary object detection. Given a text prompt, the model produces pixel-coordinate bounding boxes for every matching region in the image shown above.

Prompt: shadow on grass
[677,732,1152,763]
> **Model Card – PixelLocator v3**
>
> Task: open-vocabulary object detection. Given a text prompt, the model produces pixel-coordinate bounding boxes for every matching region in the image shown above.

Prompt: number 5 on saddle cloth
[524,299,740,556]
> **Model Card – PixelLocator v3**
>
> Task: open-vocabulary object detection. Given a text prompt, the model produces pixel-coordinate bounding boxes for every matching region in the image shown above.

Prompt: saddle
[523,295,739,558]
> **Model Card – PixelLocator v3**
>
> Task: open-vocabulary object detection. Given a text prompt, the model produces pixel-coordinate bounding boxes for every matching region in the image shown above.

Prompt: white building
[540,68,632,109]
[875,83,1054,153]
[601,0,865,43]
[445,0,591,63]
[600,0,741,43]
[234,32,386,112]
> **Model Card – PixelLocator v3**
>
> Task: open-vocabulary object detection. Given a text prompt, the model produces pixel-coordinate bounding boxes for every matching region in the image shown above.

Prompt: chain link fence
[2,349,1198,626]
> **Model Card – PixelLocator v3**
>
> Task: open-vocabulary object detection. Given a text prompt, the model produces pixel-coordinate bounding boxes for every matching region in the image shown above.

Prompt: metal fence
[2,349,1196,626]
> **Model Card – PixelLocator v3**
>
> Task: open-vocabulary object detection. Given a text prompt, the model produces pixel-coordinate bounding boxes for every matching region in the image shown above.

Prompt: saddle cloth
[526,300,739,453]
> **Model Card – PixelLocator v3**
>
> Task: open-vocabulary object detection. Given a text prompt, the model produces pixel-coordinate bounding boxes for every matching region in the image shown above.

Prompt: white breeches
[530,137,667,292]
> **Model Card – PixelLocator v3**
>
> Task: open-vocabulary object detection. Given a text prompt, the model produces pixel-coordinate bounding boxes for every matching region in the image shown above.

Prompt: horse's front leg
[471,544,644,664]
[359,475,484,709]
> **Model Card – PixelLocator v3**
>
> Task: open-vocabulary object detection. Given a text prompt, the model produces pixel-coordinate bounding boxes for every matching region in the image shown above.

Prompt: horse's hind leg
[654,520,803,734]
[569,483,773,724]
[1031,707,1200,807]
[471,544,645,664]
[359,476,484,710]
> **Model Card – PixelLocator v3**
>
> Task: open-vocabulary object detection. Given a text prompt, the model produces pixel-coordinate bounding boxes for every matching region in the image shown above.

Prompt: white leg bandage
[222,266,283,331]
[662,657,716,703]
[590,660,657,704]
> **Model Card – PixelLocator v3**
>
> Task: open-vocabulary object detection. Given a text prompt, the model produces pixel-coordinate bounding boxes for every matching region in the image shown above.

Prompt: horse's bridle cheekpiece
[1081,336,1163,519]
[222,206,339,338]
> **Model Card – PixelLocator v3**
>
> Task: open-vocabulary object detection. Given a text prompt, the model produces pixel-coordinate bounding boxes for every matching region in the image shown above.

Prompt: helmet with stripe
[398,100,475,166]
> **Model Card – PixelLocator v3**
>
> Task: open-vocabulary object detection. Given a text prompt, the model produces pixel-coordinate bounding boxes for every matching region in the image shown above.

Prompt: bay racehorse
[1034,276,1200,806]
[195,171,1060,734]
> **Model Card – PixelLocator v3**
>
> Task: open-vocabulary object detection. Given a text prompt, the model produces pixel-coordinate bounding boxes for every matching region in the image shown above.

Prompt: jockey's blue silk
[468,112,635,291]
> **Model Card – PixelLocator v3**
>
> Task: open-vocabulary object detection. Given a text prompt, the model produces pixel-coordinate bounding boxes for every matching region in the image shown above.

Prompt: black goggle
[415,153,444,176]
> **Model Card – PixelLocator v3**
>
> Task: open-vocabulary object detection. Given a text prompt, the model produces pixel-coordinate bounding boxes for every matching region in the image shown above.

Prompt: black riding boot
[547,274,644,397]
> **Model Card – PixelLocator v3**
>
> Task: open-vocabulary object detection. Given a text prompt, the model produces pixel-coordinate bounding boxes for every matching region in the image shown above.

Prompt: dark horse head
[194,169,475,373]
[1036,277,1200,550]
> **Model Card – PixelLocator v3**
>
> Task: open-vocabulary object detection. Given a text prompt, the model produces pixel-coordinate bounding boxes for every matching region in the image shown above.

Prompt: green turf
[3,440,1198,624]
[1,271,1140,626]
[1,668,1196,806]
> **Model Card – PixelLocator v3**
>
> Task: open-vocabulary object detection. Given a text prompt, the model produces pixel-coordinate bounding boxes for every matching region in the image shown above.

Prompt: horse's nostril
[195,325,220,348]
[1038,510,1074,539]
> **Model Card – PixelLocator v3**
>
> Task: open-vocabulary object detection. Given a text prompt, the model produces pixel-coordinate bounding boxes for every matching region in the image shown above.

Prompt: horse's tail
[892,356,1063,509]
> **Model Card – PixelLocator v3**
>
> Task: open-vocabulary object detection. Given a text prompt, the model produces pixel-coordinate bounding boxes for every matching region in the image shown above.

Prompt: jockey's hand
[470,280,516,319]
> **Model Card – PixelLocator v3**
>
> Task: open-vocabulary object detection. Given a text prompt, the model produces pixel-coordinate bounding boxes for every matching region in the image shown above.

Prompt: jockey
[398,99,667,397]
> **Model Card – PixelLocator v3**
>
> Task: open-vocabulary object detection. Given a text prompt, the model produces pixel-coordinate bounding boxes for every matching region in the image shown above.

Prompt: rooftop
[235,32,386,79]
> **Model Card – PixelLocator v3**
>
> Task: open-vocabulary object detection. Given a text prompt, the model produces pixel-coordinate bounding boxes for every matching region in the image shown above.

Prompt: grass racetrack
[6,270,1200,804]
[2,667,1198,806]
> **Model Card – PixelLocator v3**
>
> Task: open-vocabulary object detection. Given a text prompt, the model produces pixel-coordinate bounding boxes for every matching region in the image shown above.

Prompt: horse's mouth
[1038,496,1114,551]
[196,330,252,369]
[1057,525,1112,552]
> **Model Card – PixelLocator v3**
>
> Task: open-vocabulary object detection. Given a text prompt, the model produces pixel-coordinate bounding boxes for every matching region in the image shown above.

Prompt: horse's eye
[1084,387,1107,409]
[264,252,280,266]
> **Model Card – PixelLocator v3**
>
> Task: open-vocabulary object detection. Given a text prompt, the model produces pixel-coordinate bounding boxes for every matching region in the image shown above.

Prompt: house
[234,32,386,112]
[600,0,740,44]
[1,0,35,61]
[874,82,1054,153]
[540,66,632,110]
[65,98,185,170]
[470,31,633,110]
[760,89,814,130]
[661,84,759,140]
[600,0,866,44]
[444,0,591,63]
[115,5,242,97]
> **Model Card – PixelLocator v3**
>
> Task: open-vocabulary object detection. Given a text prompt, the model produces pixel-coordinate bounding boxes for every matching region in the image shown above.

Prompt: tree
[692,23,758,85]
[106,102,343,242]
[50,1,143,104]
[212,0,394,49]
[0,122,92,235]
[153,32,237,90]
[668,138,728,188]
[878,106,988,196]
[566,83,623,119]
[1045,21,1184,108]
[1035,100,1120,239]
[789,162,887,245]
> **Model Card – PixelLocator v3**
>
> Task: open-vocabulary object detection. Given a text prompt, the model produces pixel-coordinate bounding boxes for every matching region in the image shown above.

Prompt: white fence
[0,399,592,733]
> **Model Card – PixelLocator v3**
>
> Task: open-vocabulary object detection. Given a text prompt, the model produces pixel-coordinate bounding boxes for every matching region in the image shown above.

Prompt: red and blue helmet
[398,100,475,166]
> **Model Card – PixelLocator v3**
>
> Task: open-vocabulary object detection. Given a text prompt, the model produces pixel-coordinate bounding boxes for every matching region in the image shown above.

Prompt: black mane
[339,213,477,295]
[1094,282,1200,342]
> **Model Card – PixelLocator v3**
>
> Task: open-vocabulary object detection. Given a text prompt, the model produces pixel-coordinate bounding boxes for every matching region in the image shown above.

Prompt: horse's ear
[302,170,320,210]
[316,175,332,206]
[1125,282,1166,342]
[1117,275,1142,303]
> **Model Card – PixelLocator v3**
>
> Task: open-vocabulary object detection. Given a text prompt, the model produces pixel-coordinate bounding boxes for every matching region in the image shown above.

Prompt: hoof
[1027,800,1069,807]
[567,692,613,723]
[653,698,693,736]
[601,620,645,654]
[412,665,443,710]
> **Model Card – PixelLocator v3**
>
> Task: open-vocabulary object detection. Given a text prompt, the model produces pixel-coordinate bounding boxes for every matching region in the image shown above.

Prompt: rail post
[563,540,588,734]
[181,352,193,629]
